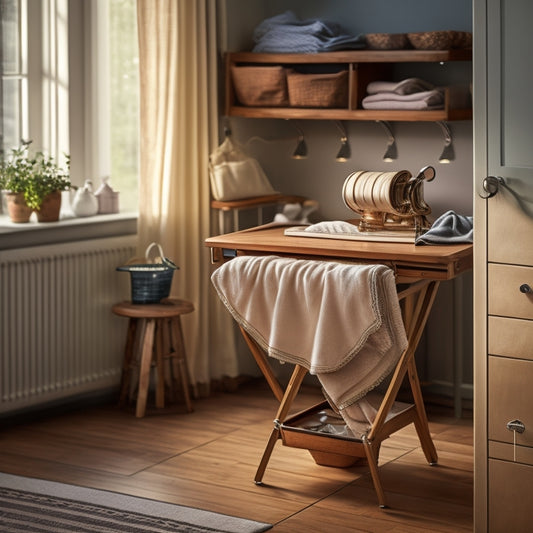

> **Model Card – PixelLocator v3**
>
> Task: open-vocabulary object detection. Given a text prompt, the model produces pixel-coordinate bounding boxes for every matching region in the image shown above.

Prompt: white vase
[72,180,99,217]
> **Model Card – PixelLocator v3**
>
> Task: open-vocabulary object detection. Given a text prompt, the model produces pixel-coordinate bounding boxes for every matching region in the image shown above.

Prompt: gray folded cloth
[415,210,473,245]
[252,10,366,53]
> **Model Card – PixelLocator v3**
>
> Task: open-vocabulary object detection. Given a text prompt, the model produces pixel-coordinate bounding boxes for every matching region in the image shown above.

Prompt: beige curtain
[136,0,238,389]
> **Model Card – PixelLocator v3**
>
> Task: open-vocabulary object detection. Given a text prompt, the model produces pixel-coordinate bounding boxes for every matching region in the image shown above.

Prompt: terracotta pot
[6,192,33,223]
[36,190,62,222]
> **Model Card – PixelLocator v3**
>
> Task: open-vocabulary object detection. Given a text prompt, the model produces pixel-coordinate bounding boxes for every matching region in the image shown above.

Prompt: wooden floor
[0,379,473,532]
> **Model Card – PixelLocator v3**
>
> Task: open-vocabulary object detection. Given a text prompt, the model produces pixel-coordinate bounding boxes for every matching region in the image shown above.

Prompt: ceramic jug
[94,177,119,214]
[71,180,99,217]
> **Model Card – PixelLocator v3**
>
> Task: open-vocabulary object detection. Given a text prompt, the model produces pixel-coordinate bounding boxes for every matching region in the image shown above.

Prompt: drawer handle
[520,284,532,294]
[506,419,525,434]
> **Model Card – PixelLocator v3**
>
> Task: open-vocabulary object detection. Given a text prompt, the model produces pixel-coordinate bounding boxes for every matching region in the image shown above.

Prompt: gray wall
[221,0,473,402]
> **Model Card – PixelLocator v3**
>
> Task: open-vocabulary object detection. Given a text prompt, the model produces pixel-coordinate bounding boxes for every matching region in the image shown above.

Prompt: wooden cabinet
[225,50,472,122]
[474,0,533,531]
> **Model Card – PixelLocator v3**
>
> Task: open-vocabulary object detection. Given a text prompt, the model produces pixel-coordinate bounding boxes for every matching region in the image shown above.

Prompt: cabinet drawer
[489,441,533,465]
[489,459,533,532]
[488,316,533,361]
[488,263,533,320]
[488,356,533,447]
[488,185,533,266]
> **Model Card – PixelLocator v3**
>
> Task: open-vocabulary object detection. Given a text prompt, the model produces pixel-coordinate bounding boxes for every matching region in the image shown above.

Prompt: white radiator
[0,236,137,414]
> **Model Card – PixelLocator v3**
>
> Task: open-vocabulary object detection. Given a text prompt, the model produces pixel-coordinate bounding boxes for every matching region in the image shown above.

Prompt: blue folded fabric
[252,11,366,53]
[415,210,473,245]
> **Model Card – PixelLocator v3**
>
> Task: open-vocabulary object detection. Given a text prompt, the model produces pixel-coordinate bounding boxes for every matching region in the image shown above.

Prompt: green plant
[0,140,70,210]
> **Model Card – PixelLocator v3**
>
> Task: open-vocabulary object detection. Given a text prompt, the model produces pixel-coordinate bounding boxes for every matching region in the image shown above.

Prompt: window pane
[2,77,23,148]
[1,0,20,74]
[109,0,139,212]
[1,0,26,155]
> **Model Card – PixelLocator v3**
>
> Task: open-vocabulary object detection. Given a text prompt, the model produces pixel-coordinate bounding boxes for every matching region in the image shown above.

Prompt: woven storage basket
[287,70,348,108]
[231,65,289,107]
[117,243,179,304]
[407,31,454,50]
[450,31,472,49]
[365,33,409,50]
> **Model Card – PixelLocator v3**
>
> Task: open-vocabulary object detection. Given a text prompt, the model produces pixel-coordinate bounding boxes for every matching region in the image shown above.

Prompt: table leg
[254,364,308,484]
[368,281,440,461]
[240,326,284,402]
[404,281,440,464]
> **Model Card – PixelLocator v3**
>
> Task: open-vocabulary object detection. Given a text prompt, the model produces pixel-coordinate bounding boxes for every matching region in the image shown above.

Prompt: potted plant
[0,140,70,223]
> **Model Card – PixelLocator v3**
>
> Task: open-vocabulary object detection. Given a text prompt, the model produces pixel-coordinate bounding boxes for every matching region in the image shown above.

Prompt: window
[108,0,139,212]
[1,0,28,153]
[0,0,139,214]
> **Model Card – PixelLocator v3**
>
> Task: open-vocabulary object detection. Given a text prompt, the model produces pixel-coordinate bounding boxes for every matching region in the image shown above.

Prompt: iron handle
[479,175,505,199]
[507,419,525,434]
[520,284,532,294]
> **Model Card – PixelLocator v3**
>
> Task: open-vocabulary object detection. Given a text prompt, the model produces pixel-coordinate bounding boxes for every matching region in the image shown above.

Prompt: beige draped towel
[211,255,409,437]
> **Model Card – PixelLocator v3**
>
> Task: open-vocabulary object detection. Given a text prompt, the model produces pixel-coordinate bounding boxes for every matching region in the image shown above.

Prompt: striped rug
[0,473,272,532]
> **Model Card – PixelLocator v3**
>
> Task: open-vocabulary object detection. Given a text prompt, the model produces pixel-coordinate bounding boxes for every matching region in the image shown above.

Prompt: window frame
[1,0,138,235]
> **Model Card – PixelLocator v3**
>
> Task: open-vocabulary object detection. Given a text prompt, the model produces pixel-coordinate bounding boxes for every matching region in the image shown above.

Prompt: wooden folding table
[205,224,472,507]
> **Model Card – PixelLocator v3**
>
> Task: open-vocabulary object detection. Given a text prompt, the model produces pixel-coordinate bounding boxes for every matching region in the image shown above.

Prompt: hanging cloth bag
[209,136,277,201]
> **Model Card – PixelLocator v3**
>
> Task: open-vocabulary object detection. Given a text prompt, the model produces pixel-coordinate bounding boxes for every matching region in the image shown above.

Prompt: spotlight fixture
[291,122,308,159]
[437,121,454,163]
[335,121,351,162]
[377,120,397,162]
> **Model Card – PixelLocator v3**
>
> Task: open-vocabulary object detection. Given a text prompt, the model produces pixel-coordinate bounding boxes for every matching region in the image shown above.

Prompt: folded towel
[362,89,445,110]
[362,99,444,111]
[415,210,473,245]
[363,89,444,104]
[366,78,435,96]
[303,220,362,235]
[252,10,365,53]
[211,255,408,437]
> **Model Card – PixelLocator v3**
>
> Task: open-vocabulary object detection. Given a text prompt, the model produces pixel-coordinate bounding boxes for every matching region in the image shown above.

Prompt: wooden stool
[112,298,194,417]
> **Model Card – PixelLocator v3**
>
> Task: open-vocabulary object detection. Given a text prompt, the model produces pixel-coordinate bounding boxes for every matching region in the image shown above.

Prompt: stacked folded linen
[252,10,366,53]
[362,77,445,110]
[366,78,435,95]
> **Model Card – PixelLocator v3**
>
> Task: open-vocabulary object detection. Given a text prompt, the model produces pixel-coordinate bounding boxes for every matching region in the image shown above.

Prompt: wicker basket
[117,243,179,304]
[407,31,450,50]
[231,65,289,107]
[287,70,348,108]
[408,30,472,50]
[450,31,472,49]
[365,33,409,50]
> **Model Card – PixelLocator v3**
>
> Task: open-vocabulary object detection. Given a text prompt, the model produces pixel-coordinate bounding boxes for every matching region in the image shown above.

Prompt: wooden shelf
[225,50,472,122]
[227,105,472,122]
[228,49,472,64]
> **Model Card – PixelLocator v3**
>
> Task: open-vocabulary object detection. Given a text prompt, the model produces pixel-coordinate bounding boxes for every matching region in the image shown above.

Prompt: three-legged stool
[112,298,194,417]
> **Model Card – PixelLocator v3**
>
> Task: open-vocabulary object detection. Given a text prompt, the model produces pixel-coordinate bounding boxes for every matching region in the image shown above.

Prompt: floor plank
[0,379,473,531]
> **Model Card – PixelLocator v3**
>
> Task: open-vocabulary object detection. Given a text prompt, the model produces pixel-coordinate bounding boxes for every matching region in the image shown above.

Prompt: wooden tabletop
[205,224,473,281]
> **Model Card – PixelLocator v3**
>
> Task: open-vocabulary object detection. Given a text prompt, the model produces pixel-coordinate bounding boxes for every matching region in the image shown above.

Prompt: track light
[291,122,307,159]
[437,121,454,163]
[377,120,397,162]
[335,121,351,162]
